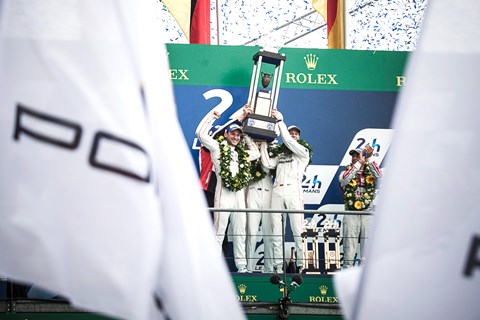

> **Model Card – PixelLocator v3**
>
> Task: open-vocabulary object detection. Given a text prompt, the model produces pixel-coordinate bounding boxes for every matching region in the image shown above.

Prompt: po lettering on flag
[0,1,245,320]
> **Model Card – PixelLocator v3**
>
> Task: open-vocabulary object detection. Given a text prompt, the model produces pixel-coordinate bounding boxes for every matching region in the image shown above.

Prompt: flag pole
[216,0,220,45]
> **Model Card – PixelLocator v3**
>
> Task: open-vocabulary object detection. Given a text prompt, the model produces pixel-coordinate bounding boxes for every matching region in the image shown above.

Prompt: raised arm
[196,111,219,152]
[366,161,382,180]
[339,161,361,188]
[363,144,382,180]
[272,110,309,161]
[238,103,253,122]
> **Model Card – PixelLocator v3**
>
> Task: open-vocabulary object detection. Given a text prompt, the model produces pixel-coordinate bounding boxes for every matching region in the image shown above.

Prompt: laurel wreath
[249,158,267,183]
[343,163,377,211]
[216,136,252,191]
[267,140,312,178]
[268,140,313,165]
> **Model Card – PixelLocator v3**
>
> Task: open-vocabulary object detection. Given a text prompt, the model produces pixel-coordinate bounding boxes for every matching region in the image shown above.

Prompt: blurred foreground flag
[0,1,243,320]
[335,1,480,319]
[312,0,345,48]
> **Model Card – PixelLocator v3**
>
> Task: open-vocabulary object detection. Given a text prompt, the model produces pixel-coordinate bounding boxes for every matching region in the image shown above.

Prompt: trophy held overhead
[243,49,286,142]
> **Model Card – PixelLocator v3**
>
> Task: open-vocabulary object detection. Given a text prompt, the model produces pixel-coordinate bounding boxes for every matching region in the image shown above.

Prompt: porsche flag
[334,1,480,319]
[163,0,211,44]
[313,0,345,48]
[0,1,242,320]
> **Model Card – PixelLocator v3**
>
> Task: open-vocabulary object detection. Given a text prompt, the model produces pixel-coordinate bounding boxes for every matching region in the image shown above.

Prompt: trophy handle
[247,63,258,106]
[247,55,264,106]
[272,58,285,111]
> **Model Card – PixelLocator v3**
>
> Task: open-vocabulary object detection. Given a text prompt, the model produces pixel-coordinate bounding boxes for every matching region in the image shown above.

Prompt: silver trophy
[243,49,286,142]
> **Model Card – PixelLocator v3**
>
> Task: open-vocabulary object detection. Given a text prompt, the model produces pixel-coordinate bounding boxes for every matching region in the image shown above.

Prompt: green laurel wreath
[216,136,252,192]
[343,163,377,211]
[267,140,313,178]
[249,158,267,183]
[268,140,313,165]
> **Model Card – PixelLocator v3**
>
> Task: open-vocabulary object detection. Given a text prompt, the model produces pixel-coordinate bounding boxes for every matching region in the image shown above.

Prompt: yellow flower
[223,145,230,152]
[364,193,371,200]
[349,179,357,187]
[354,201,363,210]
[255,171,262,177]
[366,175,374,184]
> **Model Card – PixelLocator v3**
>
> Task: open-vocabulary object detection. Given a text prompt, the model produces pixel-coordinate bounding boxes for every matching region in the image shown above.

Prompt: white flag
[335,1,480,320]
[136,2,245,320]
[0,1,244,320]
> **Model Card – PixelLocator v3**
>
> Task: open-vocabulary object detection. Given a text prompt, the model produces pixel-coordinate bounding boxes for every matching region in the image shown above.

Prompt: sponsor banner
[339,129,393,167]
[174,84,396,207]
[302,165,339,206]
[166,44,408,91]
[232,275,339,304]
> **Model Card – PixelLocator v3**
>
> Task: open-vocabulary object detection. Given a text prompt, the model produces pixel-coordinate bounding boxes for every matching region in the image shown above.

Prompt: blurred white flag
[0,1,244,320]
[335,1,480,320]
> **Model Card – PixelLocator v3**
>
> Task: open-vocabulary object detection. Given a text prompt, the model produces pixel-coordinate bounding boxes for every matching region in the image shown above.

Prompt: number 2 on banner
[193,89,236,150]
[203,89,233,115]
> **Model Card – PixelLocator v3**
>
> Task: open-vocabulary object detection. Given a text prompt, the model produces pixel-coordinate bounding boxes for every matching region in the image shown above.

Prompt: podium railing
[209,207,374,274]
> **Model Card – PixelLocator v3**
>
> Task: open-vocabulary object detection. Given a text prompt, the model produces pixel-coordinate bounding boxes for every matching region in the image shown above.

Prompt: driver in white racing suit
[246,141,273,273]
[260,110,310,273]
[196,106,259,273]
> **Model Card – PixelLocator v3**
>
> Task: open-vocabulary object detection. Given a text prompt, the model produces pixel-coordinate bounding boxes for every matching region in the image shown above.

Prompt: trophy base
[242,114,277,142]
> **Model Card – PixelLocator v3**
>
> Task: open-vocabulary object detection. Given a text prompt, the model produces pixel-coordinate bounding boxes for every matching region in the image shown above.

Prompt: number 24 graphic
[355,138,380,152]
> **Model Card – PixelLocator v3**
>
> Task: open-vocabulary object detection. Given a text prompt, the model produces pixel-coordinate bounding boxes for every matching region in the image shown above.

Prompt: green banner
[166,44,408,92]
[0,275,342,320]
[232,274,339,304]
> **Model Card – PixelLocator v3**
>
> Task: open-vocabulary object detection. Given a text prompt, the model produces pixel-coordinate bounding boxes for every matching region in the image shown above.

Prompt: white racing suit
[339,160,382,267]
[197,115,259,271]
[246,165,273,272]
[260,121,310,272]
